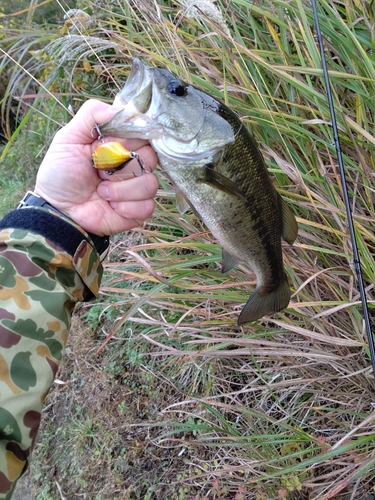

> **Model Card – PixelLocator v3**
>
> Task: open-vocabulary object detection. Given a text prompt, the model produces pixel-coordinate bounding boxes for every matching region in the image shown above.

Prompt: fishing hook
[311,0,375,378]
[129,151,152,177]
[105,151,152,176]
[91,123,103,140]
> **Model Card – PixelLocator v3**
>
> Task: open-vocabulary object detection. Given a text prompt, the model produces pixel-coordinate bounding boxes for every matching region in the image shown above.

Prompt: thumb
[54,99,123,145]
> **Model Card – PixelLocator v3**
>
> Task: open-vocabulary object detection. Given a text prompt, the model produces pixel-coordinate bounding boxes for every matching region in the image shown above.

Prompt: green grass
[2,0,375,498]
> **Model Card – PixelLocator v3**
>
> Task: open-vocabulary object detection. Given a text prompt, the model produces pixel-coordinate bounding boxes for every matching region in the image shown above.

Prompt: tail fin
[237,277,291,325]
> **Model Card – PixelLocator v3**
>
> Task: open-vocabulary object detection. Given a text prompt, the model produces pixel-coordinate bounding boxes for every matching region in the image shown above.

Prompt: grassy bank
[1,0,375,498]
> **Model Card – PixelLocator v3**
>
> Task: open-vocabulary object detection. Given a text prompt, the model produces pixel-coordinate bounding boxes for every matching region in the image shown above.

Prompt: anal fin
[281,198,298,245]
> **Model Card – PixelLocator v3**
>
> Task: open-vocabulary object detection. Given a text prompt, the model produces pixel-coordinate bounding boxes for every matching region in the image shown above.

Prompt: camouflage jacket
[0,206,106,499]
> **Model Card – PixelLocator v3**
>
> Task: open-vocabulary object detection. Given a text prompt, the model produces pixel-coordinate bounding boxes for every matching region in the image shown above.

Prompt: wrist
[16,191,110,260]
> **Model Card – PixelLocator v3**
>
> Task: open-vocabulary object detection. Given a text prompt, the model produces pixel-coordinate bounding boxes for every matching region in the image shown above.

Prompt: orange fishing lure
[92,141,133,171]
[92,141,150,176]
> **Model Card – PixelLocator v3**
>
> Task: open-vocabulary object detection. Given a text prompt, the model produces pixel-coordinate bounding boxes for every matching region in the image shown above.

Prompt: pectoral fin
[199,165,248,202]
[221,248,240,273]
[281,198,298,245]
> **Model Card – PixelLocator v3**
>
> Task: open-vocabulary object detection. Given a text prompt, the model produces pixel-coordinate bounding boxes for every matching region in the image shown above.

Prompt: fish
[97,58,298,325]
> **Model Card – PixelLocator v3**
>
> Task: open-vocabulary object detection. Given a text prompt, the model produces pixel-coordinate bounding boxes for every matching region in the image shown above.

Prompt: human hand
[34,99,159,236]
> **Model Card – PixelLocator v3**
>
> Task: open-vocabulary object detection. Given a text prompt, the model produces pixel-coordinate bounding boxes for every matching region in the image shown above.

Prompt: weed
[3,0,375,498]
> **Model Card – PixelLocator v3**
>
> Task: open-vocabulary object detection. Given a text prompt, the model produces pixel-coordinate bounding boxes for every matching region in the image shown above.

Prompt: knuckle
[144,172,159,197]
[142,198,156,218]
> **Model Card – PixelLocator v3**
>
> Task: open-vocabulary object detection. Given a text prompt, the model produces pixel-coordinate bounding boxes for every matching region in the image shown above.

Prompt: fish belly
[162,159,285,289]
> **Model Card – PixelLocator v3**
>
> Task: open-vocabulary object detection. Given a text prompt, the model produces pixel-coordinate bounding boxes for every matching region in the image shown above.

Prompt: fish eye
[167,80,187,97]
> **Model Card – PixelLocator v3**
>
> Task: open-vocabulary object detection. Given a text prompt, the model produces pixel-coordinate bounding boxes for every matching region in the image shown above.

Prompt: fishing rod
[311,0,375,378]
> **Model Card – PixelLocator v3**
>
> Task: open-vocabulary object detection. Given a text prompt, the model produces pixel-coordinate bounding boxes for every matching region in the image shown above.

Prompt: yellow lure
[92,141,133,171]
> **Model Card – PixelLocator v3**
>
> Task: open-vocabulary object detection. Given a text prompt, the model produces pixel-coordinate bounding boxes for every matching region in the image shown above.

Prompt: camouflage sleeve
[0,207,105,499]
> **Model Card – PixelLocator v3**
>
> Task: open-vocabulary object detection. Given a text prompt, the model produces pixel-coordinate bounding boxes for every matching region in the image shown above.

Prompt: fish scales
[164,106,285,287]
[97,59,298,325]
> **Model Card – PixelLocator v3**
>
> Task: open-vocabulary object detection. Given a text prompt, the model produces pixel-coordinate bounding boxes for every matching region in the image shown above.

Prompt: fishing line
[311,0,375,378]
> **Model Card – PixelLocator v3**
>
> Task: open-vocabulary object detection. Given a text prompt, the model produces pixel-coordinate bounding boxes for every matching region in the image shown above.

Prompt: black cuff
[16,191,110,259]
[0,209,95,257]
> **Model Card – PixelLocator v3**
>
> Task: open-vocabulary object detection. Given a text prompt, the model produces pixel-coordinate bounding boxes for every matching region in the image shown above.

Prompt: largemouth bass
[97,59,298,325]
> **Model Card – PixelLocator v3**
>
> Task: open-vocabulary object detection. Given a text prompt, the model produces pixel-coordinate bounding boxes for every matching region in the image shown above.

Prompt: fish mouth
[113,58,154,113]
[99,58,235,151]
[98,58,167,140]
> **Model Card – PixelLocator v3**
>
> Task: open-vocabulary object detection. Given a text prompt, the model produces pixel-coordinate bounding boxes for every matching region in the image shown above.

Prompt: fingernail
[97,184,110,200]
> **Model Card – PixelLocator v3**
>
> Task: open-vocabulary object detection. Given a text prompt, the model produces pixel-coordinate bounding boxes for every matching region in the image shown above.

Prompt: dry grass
[2,0,375,498]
